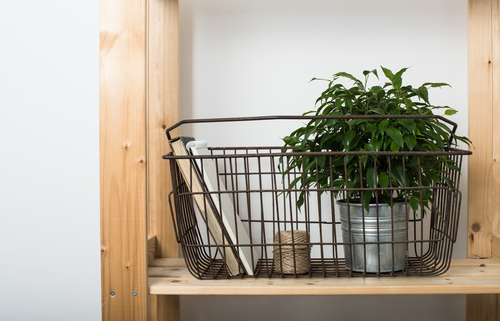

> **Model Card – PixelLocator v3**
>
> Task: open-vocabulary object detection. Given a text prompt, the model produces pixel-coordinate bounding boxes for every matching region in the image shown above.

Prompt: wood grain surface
[100,0,148,319]
[147,0,179,260]
[467,0,500,320]
[468,0,494,259]
[148,258,500,296]
[146,0,180,320]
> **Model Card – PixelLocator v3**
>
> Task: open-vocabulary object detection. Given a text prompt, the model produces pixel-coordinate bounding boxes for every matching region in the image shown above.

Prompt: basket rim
[162,147,471,160]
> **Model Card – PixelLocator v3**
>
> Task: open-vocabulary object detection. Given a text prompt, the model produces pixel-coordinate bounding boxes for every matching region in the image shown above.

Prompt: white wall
[179,0,468,320]
[0,1,100,320]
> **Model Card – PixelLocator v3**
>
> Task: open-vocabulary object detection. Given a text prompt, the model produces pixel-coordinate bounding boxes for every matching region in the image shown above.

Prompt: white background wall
[0,0,468,320]
[0,1,100,320]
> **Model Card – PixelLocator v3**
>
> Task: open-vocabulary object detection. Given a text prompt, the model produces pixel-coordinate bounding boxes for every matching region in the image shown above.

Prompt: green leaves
[391,163,406,187]
[445,109,457,116]
[370,86,383,94]
[410,195,420,213]
[283,135,300,146]
[372,135,383,151]
[381,66,408,90]
[333,72,364,91]
[366,123,378,137]
[363,69,379,79]
[378,172,390,188]
[386,127,404,147]
[381,66,395,81]
[404,135,417,150]
[342,129,358,150]
[379,119,389,134]
[363,190,373,210]
[422,82,451,88]
[366,167,377,188]
[278,66,471,213]
[397,119,416,135]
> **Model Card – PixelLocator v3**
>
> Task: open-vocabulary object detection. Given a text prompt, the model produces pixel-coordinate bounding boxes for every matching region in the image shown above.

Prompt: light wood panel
[468,0,494,258]
[100,0,148,319]
[149,295,158,321]
[149,295,180,321]
[494,0,500,246]
[150,257,500,268]
[466,294,500,320]
[156,296,180,321]
[147,0,180,320]
[148,258,500,296]
[147,0,179,259]
[494,234,500,261]
[148,235,157,266]
[468,0,500,320]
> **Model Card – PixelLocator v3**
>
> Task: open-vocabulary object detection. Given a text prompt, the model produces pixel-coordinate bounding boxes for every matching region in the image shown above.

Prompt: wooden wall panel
[100,0,148,320]
[468,0,500,320]
[494,234,500,261]
[147,0,179,263]
[468,0,494,258]
[494,0,500,240]
[466,294,500,320]
[156,296,180,321]
[147,0,180,320]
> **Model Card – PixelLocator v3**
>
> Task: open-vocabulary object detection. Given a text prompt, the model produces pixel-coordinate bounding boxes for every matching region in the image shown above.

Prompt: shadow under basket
[163,116,471,280]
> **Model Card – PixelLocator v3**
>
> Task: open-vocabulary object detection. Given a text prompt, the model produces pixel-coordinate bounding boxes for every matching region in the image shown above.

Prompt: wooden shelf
[148,257,500,296]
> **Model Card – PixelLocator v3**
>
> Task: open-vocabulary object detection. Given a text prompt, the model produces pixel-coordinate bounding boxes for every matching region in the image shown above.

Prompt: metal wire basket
[163,116,471,279]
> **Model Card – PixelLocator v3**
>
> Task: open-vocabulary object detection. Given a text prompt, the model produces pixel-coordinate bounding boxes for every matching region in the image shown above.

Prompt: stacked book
[169,137,258,276]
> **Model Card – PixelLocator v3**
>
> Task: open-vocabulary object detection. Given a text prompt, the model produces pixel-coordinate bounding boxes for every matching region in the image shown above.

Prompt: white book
[170,137,241,276]
[187,140,259,276]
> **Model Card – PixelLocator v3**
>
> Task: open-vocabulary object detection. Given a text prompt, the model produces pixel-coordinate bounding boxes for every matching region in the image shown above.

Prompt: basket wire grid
[163,116,471,279]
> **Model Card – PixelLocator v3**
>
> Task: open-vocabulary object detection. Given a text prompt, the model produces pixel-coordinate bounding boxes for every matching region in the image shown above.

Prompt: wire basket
[163,116,471,279]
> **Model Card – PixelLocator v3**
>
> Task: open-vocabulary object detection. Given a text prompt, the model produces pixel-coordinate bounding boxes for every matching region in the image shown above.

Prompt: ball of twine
[273,230,311,274]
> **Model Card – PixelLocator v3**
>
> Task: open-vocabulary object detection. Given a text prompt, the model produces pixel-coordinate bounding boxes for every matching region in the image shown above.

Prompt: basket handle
[168,191,180,244]
[164,115,458,142]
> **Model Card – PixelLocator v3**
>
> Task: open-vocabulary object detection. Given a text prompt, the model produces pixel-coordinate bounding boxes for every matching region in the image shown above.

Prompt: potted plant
[280,67,471,272]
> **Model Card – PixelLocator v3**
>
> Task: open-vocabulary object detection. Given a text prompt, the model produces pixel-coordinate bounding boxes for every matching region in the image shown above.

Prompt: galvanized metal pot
[337,200,408,273]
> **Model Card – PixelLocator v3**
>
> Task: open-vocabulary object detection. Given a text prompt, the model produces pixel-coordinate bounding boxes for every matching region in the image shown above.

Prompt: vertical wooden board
[158,296,180,321]
[149,296,179,321]
[147,0,180,259]
[148,235,157,266]
[467,0,499,319]
[493,234,500,261]
[468,0,494,258]
[100,0,148,320]
[149,295,159,321]
[494,0,500,239]
[148,296,180,321]
[147,0,180,320]
[466,294,500,320]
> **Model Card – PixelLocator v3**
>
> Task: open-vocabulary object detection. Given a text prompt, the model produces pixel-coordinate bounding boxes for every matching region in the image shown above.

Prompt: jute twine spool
[273,230,311,274]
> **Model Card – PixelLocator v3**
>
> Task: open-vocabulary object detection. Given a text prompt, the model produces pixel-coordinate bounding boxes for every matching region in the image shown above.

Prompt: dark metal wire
[165,116,471,279]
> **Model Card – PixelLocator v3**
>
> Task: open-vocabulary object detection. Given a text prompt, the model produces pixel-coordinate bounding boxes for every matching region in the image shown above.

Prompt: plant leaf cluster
[280,67,472,212]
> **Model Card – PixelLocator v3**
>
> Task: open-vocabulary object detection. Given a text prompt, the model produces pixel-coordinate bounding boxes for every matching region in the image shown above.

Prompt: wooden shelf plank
[148,258,500,296]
